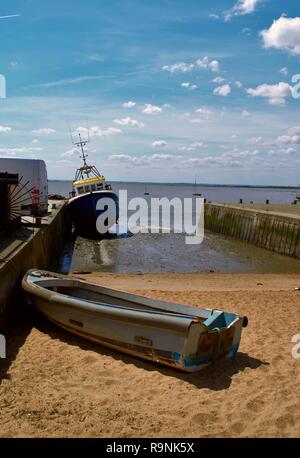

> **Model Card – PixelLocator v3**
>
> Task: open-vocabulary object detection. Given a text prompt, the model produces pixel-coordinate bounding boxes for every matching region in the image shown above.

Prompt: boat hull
[68,190,119,238]
[22,270,248,372]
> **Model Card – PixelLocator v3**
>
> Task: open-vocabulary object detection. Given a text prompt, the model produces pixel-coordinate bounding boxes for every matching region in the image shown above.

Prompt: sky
[0,0,300,185]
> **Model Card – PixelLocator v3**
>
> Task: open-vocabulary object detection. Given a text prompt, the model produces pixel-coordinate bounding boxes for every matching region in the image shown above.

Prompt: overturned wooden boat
[22,270,248,372]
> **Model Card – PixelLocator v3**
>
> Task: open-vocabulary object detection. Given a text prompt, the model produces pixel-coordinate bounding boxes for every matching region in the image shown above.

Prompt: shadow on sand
[34,314,269,392]
[0,313,34,384]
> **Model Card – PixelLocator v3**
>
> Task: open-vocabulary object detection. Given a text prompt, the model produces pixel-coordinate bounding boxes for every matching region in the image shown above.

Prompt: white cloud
[284,147,297,155]
[190,118,204,124]
[195,107,212,119]
[61,147,79,158]
[0,126,12,133]
[235,80,243,88]
[122,101,136,108]
[209,14,220,20]
[190,107,212,124]
[109,153,177,167]
[152,140,168,148]
[225,0,260,21]
[268,147,296,156]
[75,126,122,139]
[269,97,288,106]
[289,126,300,135]
[32,128,56,135]
[113,117,145,128]
[246,82,292,105]
[178,112,191,120]
[275,134,300,145]
[242,27,251,36]
[248,136,263,144]
[163,56,220,75]
[91,127,122,138]
[261,17,300,55]
[181,82,198,90]
[0,147,43,155]
[162,63,194,74]
[108,152,265,170]
[222,148,260,158]
[178,142,206,151]
[142,104,162,115]
[31,139,39,144]
[0,14,20,20]
[279,67,289,76]
[213,84,231,96]
[241,110,251,117]
[196,56,220,72]
[32,76,103,89]
[212,76,225,84]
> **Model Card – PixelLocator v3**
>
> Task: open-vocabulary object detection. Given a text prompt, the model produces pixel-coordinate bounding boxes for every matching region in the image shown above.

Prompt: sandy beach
[0,272,299,438]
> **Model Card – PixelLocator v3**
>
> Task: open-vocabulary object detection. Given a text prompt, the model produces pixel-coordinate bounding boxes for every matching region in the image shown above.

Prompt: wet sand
[61,232,300,275]
[1,273,300,438]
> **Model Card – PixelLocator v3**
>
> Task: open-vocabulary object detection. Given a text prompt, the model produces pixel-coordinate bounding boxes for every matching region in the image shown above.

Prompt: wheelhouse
[71,175,112,197]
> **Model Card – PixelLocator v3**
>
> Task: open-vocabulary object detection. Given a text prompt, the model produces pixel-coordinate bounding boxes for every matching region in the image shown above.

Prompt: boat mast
[75,133,89,167]
[69,123,102,182]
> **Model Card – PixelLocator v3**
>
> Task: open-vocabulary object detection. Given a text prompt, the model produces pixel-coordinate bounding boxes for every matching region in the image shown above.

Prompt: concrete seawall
[205,203,300,259]
[0,201,69,331]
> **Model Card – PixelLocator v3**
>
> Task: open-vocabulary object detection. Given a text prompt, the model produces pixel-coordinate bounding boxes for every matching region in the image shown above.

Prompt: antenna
[74,133,89,167]
[68,121,90,167]
[86,117,90,143]
[68,121,75,145]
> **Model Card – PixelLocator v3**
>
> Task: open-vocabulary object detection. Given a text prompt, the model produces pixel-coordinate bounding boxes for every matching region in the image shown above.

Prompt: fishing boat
[22,269,248,373]
[68,133,119,237]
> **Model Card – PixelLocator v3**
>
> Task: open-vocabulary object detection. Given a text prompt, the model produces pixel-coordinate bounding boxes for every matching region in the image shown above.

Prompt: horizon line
[48,179,300,189]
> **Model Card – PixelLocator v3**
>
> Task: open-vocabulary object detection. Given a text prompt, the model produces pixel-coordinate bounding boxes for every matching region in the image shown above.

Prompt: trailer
[0,158,48,218]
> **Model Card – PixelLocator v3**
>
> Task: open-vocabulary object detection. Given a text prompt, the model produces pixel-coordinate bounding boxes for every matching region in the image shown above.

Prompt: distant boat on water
[144,184,150,195]
[193,175,202,196]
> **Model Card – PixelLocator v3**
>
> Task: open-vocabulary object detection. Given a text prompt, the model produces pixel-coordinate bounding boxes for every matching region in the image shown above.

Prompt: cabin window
[97,183,103,189]
[84,185,90,193]
[91,184,96,191]
[77,187,84,194]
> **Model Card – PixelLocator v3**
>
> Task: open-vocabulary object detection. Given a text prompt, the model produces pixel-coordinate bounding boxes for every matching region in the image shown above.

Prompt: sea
[49,181,300,275]
[49,180,299,204]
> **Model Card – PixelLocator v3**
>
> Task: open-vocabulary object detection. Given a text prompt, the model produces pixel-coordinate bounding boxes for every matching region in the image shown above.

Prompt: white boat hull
[22,270,248,372]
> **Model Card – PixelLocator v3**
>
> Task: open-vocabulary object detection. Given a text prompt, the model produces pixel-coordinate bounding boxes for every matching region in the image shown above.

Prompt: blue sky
[0,0,300,185]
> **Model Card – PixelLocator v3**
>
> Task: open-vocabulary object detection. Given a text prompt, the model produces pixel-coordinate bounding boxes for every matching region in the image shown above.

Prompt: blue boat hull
[68,191,119,238]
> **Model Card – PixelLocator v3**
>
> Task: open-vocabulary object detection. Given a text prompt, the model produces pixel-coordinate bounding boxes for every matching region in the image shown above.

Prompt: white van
[0,158,48,217]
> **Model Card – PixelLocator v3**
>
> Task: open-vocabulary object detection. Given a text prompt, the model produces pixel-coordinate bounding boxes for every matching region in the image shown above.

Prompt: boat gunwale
[23,270,216,320]
[68,189,118,205]
[22,272,204,333]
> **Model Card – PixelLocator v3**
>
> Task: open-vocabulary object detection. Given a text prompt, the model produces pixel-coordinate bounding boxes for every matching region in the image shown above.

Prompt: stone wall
[205,204,300,258]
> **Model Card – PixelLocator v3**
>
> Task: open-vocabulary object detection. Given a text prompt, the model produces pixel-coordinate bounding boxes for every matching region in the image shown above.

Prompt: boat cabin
[73,176,112,195]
